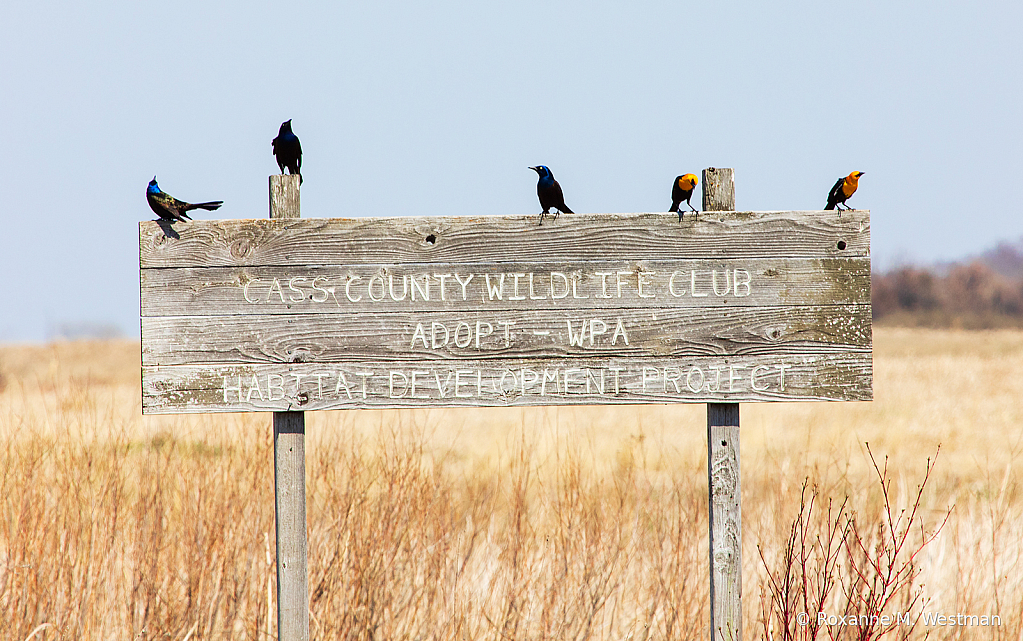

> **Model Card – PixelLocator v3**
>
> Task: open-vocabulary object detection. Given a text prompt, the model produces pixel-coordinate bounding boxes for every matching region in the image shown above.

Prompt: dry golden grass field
[2,327,1022,640]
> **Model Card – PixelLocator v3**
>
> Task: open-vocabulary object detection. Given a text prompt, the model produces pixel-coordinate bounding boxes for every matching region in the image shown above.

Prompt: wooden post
[703,167,741,641]
[269,174,309,641]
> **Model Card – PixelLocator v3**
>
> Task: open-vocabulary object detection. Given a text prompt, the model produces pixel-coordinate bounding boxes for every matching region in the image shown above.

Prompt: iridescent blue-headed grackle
[272,119,303,184]
[529,165,573,225]
[669,174,699,222]
[825,171,864,213]
[146,177,222,222]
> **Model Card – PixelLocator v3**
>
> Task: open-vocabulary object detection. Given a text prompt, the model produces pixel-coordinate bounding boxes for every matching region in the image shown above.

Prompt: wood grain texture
[274,411,309,641]
[705,168,741,641]
[270,174,301,221]
[269,173,309,641]
[708,404,741,641]
[141,305,872,366]
[140,352,872,413]
[139,210,870,269]
[703,167,735,211]
[140,258,871,316]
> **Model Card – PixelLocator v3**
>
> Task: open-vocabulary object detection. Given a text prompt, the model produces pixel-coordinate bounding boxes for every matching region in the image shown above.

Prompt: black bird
[529,165,573,225]
[272,119,303,184]
[825,171,864,212]
[669,174,699,222]
[146,177,222,222]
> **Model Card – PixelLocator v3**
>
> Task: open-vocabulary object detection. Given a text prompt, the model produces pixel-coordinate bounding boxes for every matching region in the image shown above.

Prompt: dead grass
[1,329,1021,640]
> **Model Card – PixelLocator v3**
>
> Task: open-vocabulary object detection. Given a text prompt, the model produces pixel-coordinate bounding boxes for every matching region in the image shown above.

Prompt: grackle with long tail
[146,177,222,222]
[272,119,303,184]
[529,165,573,225]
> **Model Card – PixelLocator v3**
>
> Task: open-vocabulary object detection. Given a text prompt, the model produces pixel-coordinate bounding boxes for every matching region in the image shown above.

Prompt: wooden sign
[140,210,871,413]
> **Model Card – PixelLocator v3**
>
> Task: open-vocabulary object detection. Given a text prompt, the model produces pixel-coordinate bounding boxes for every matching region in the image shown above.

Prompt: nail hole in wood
[837,240,847,250]
[426,234,437,244]
[721,440,727,446]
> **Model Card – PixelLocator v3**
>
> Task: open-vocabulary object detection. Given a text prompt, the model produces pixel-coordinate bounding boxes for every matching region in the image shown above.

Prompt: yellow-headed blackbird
[825,171,864,212]
[669,174,699,222]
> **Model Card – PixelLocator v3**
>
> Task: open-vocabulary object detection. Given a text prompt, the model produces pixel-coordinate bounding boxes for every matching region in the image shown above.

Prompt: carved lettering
[637,271,656,298]
[389,371,409,398]
[454,273,474,300]
[389,274,408,301]
[431,322,449,349]
[528,273,546,300]
[313,277,332,303]
[550,272,570,299]
[508,273,527,300]
[484,274,505,300]
[267,278,286,303]
[288,277,308,302]
[434,273,452,301]
[410,275,429,301]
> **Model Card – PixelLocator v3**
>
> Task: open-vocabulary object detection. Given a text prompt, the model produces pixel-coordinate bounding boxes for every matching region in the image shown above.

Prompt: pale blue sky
[1,0,1020,340]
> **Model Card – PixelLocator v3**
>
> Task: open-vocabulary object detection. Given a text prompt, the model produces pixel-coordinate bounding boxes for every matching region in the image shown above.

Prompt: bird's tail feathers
[669,203,679,213]
[185,201,225,211]
[824,203,836,210]
[560,205,574,215]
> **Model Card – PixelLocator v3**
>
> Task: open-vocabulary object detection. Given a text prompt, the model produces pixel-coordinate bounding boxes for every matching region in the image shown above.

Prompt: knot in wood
[712,545,737,569]
[287,348,311,363]
[711,454,738,498]
[230,238,252,259]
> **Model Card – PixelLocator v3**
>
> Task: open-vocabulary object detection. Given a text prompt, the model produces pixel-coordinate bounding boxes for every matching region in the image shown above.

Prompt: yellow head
[843,171,864,197]
[678,173,698,190]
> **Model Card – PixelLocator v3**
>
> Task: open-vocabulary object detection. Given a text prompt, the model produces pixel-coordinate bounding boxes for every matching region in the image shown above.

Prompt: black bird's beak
[528,166,539,173]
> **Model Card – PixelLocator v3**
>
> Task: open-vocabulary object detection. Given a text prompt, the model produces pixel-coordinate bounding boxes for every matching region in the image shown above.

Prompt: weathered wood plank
[708,402,742,641]
[140,258,871,316]
[139,210,870,269]
[704,167,742,641]
[703,167,735,212]
[267,174,310,641]
[140,352,873,413]
[141,305,871,366]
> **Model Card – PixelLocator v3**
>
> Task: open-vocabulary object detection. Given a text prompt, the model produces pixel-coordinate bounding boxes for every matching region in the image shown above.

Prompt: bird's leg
[688,203,698,213]
[554,209,561,221]
[538,210,547,226]
[678,212,684,224]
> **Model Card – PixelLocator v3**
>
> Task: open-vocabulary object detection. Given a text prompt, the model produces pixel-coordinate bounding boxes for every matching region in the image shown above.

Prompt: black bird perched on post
[825,171,864,212]
[146,177,223,222]
[669,173,699,222]
[272,119,303,184]
[529,165,573,225]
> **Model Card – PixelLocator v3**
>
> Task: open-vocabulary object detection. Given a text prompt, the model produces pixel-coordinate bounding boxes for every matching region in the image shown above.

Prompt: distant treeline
[873,239,1023,328]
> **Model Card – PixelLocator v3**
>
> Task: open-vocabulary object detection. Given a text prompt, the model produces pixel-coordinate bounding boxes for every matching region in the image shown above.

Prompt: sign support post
[703,167,742,641]
[269,174,310,641]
